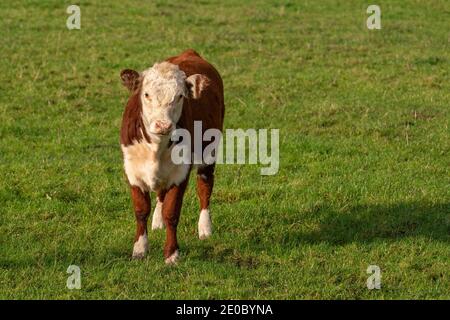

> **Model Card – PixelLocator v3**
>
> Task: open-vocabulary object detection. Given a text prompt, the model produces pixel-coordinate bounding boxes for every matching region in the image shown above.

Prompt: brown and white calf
[119,49,224,264]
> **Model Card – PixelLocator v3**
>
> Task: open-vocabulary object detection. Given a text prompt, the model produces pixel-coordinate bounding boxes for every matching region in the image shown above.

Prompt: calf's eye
[144,93,149,98]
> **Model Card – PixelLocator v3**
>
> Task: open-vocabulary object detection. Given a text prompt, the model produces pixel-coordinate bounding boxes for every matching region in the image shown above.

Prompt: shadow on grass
[2,203,448,270]
[283,202,450,245]
[186,202,450,266]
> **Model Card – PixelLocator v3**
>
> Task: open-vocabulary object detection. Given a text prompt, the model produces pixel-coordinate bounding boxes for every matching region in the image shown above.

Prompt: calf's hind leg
[151,191,166,230]
[130,186,151,259]
[196,165,215,240]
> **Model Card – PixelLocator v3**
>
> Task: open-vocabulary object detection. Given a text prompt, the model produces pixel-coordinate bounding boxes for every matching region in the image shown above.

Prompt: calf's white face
[140,62,187,136]
[129,61,209,138]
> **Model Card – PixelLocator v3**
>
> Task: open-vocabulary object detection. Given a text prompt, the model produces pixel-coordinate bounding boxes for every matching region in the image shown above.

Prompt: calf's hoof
[132,252,145,260]
[132,233,148,259]
[164,250,180,265]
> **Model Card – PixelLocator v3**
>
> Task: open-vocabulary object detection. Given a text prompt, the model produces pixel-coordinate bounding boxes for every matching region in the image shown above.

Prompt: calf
[119,49,224,264]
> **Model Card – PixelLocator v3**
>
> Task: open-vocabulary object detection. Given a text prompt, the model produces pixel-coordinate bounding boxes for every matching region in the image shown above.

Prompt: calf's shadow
[281,202,450,245]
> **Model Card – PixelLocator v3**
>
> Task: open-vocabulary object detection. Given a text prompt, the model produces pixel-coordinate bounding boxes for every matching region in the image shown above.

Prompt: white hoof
[151,200,164,230]
[165,250,180,265]
[198,209,212,240]
[132,233,148,259]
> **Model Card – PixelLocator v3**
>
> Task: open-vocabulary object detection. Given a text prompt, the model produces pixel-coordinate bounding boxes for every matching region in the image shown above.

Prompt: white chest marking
[121,141,190,192]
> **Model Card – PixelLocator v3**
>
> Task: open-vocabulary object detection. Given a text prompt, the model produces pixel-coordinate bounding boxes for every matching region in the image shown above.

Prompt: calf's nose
[154,120,173,135]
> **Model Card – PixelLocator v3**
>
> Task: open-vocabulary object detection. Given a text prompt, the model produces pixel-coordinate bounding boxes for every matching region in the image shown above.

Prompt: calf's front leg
[130,186,151,259]
[162,179,189,264]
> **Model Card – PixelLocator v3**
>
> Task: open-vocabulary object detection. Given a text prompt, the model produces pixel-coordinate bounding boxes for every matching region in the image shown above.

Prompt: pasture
[0,0,449,299]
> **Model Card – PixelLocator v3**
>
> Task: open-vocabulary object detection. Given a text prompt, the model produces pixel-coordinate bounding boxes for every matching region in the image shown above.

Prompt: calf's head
[121,62,209,138]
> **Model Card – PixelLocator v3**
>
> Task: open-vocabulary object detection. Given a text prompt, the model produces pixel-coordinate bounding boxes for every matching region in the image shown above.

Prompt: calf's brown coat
[120,49,224,261]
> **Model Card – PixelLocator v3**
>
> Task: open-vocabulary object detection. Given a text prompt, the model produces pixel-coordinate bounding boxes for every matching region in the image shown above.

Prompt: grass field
[0,0,449,299]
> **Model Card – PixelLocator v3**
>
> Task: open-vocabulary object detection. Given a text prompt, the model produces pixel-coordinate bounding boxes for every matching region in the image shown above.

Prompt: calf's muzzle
[153,120,174,135]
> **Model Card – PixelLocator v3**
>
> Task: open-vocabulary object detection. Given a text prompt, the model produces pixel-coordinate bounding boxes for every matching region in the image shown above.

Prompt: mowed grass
[0,0,449,299]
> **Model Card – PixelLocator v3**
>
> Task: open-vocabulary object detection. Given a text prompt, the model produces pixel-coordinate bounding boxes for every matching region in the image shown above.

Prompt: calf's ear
[185,74,210,99]
[120,69,140,92]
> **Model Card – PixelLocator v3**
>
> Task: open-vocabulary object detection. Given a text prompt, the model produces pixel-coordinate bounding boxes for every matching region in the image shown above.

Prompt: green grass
[0,0,449,299]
